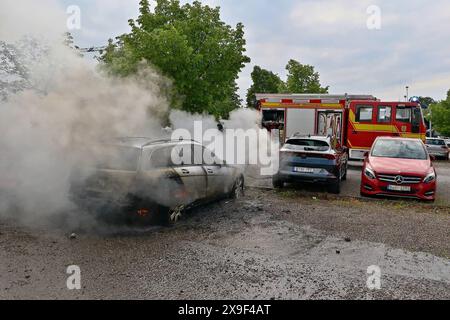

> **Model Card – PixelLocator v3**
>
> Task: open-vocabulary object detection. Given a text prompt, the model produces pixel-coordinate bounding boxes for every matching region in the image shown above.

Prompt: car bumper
[428,150,449,157]
[276,169,338,184]
[360,175,436,201]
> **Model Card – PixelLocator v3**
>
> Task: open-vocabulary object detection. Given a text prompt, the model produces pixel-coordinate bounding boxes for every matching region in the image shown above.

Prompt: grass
[272,187,450,216]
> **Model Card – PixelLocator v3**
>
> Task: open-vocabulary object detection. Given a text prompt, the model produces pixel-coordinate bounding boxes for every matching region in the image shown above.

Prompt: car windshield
[284,139,330,152]
[93,146,141,171]
[426,139,445,146]
[371,140,427,160]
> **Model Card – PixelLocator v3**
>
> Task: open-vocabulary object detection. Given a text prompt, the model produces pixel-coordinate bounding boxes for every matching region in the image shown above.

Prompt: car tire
[273,177,284,189]
[231,175,245,199]
[328,179,341,194]
[162,204,184,226]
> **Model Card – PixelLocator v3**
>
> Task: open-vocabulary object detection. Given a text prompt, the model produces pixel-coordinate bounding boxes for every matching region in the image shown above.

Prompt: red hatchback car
[361,137,437,201]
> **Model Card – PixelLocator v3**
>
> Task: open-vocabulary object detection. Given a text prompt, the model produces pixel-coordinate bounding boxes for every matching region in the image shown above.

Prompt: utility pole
[429,107,433,137]
[405,86,409,101]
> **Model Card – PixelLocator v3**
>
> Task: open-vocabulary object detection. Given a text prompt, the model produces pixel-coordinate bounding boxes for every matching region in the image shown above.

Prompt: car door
[348,102,377,150]
[171,143,207,205]
[201,145,234,198]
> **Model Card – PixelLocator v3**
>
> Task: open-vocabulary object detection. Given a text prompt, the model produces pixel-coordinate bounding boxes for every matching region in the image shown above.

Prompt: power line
[74,45,107,53]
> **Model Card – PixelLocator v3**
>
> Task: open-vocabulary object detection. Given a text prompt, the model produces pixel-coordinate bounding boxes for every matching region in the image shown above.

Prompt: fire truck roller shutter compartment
[286,108,315,139]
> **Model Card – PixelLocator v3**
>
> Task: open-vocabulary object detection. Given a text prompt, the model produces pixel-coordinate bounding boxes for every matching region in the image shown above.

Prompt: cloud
[0,0,67,43]
[54,0,450,102]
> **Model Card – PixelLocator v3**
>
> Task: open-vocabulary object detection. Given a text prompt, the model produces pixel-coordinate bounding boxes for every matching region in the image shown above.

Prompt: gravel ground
[0,188,449,300]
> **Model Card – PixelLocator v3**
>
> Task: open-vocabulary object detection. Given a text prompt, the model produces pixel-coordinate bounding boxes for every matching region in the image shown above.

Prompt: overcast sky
[60,0,450,102]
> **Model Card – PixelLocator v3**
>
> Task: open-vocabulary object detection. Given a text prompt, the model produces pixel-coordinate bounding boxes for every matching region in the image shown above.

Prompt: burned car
[71,138,244,225]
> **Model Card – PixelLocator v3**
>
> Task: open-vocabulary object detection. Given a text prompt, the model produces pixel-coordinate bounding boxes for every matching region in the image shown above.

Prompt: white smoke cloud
[0,0,171,225]
[0,0,271,228]
[0,0,67,43]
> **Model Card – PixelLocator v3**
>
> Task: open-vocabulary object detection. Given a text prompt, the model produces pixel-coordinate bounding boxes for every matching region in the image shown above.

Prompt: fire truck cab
[256,94,426,160]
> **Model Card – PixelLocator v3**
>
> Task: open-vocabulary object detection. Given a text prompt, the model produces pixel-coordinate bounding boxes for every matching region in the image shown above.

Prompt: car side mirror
[364,151,369,158]
[430,155,436,161]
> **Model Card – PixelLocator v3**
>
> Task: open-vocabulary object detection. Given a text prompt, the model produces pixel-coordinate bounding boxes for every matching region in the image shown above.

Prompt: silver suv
[425,138,449,160]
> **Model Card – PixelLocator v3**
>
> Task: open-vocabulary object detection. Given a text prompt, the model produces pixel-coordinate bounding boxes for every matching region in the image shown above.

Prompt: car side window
[377,106,392,123]
[148,146,175,169]
[203,146,224,166]
[193,145,206,165]
[356,105,373,122]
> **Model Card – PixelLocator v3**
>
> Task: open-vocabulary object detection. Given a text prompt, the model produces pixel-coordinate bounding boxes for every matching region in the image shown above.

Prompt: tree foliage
[417,96,436,109]
[100,0,250,119]
[284,59,328,94]
[246,66,284,108]
[430,90,450,136]
[246,59,328,107]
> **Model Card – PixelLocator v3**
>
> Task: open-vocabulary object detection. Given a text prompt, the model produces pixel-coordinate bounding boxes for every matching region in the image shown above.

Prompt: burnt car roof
[288,135,331,142]
[105,137,200,149]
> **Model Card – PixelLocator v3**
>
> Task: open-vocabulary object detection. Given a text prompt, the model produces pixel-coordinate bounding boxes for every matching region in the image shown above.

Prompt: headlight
[364,167,376,180]
[423,171,436,184]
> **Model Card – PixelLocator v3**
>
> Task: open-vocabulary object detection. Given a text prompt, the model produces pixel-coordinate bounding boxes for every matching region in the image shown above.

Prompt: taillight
[137,209,150,217]
[280,152,297,161]
[280,152,336,160]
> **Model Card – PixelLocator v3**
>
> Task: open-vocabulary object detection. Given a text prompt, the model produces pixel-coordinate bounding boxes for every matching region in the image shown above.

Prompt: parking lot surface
[1,180,449,299]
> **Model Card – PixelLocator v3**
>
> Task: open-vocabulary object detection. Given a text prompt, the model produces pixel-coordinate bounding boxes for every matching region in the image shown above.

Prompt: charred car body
[71,138,244,224]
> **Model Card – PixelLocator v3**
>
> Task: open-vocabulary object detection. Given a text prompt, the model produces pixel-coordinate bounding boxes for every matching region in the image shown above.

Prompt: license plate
[294,167,314,173]
[387,185,411,192]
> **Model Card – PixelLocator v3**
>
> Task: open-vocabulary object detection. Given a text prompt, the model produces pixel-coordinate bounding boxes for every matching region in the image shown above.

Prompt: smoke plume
[0,0,272,229]
[0,0,170,225]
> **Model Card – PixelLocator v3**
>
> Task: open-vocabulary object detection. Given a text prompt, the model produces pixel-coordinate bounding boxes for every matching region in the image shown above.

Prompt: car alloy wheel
[169,205,185,224]
[233,176,245,199]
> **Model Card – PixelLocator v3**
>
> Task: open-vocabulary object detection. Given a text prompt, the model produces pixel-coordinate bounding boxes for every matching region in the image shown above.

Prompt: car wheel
[328,179,341,194]
[273,176,284,189]
[231,175,245,199]
[165,204,185,226]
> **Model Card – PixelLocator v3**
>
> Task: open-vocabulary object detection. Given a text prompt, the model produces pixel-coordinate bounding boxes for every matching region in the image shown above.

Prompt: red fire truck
[256,94,427,160]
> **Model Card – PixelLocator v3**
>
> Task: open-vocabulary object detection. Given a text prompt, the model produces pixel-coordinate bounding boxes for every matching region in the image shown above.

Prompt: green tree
[284,59,328,94]
[417,96,436,109]
[100,0,250,119]
[417,96,436,126]
[246,66,284,108]
[430,90,450,136]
